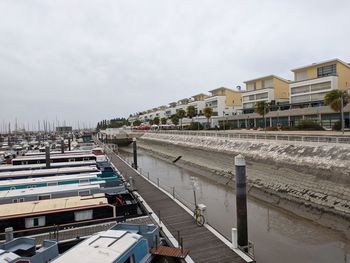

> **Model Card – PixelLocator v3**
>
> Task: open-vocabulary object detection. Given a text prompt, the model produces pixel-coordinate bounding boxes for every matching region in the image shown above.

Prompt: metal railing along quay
[146,130,350,144]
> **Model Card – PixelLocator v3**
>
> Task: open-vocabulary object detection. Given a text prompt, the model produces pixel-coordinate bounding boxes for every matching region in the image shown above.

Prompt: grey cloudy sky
[1,0,350,129]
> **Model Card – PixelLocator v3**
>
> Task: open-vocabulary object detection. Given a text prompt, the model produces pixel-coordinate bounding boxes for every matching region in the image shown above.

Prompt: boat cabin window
[25,216,45,228]
[83,157,90,161]
[13,198,24,203]
[74,209,93,221]
[79,179,89,184]
[38,194,51,200]
[47,182,58,186]
[22,161,28,165]
[123,255,135,263]
[78,190,90,196]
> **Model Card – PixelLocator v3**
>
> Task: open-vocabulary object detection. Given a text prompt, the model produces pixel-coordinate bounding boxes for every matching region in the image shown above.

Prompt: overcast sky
[1,0,350,130]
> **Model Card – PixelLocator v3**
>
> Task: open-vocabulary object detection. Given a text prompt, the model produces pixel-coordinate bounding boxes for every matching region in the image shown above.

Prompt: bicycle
[193,205,205,226]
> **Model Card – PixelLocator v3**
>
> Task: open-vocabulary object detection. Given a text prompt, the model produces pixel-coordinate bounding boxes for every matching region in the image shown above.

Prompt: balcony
[242,88,274,109]
[290,75,338,104]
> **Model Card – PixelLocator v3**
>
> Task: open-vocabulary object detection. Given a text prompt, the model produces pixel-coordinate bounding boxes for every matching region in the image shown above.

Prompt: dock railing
[145,130,350,145]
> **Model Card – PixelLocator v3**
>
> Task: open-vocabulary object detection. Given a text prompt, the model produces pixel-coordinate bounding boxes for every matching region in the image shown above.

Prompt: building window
[247,83,256,91]
[256,92,268,100]
[291,85,310,95]
[317,64,336,77]
[74,210,93,221]
[310,82,331,92]
[25,216,46,228]
[262,79,273,88]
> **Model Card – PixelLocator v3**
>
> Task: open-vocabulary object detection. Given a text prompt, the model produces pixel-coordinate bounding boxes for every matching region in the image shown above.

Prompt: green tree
[161,117,167,125]
[171,115,179,126]
[133,120,141,126]
[325,90,349,134]
[203,107,213,129]
[255,101,270,132]
[187,106,196,121]
[153,117,160,125]
[176,109,186,129]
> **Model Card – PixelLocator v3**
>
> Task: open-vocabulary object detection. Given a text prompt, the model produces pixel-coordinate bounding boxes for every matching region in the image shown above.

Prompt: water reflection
[119,147,349,263]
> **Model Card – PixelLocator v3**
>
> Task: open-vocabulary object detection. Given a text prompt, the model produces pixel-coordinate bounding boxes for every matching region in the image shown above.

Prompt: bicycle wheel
[196,215,205,226]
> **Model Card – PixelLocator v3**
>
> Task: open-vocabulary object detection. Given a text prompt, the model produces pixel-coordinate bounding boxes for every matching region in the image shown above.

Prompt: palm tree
[176,109,186,129]
[171,115,179,126]
[187,106,196,122]
[203,107,213,129]
[255,101,270,132]
[153,117,160,125]
[325,90,349,134]
[161,117,167,125]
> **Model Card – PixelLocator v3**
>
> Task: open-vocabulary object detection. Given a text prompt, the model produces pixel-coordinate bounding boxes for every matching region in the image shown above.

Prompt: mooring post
[5,227,13,242]
[68,137,71,151]
[133,138,138,170]
[231,228,238,249]
[45,146,50,168]
[235,154,248,252]
[61,139,64,154]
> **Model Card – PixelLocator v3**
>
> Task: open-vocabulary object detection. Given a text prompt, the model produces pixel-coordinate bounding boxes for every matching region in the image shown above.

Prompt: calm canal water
[119,146,349,263]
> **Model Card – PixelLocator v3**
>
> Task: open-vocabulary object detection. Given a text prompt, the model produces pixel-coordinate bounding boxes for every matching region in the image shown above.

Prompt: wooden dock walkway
[105,149,253,263]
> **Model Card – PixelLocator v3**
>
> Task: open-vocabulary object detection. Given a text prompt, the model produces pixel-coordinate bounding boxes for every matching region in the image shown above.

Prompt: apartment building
[242,75,290,113]
[289,59,350,107]
[188,93,208,116]
[204,87,242,117]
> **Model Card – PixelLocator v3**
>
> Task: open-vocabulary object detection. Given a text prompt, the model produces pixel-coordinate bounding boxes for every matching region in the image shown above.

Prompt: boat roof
[0,182,103,198]
[0,161,97,172]
[13,153,96,161]
[0,166,99,178]
[0,194,107,219]
[25,150,92,156]
[53,230,142,263]
[0,249,19,262]
[0,173,99,187]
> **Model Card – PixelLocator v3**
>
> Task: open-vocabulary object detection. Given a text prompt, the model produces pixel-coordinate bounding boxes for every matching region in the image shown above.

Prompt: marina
[0,132,255,262]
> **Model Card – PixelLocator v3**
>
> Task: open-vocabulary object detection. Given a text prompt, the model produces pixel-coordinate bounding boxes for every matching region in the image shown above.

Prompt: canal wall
[138,133,350,238]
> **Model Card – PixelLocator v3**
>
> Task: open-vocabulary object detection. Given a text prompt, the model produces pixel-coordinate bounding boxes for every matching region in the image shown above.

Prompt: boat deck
[106,150,251,263]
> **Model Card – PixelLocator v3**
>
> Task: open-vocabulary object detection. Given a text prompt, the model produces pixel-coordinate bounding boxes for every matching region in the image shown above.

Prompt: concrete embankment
[138,133,350,238]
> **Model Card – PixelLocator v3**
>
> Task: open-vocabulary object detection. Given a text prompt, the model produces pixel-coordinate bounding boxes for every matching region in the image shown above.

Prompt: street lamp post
[340,93,344,134]
[223,111,226,130]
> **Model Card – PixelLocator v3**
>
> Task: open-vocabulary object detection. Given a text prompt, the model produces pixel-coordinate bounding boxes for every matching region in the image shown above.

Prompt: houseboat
[0,181,127,204]
[52,223,159,263]
[12,153,96,165]
[24,150,92,156]
[0,237,59,263]
[0,194,116,234]
[0,173,101,191]
[0,160,97,172]
[0,166,99,180]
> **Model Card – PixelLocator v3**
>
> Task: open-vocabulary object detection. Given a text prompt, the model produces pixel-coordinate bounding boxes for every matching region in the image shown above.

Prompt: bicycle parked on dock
[193,204,206,226]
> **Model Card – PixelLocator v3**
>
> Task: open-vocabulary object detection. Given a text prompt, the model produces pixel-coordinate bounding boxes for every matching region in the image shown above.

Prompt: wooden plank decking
[106,150,251,263]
